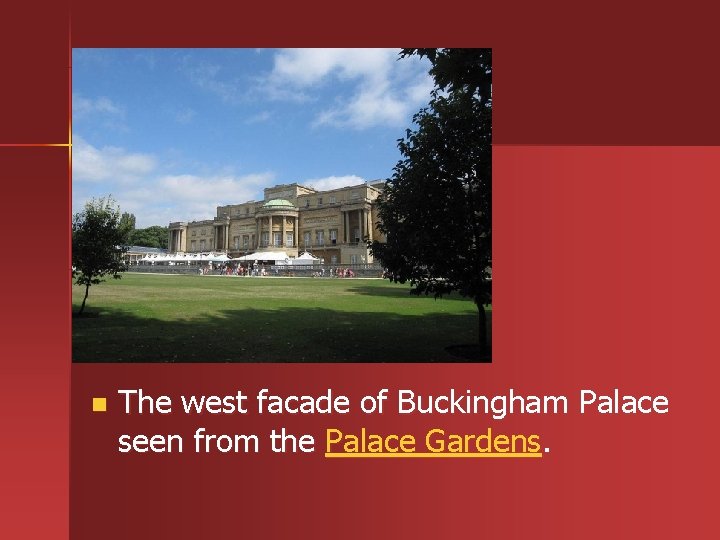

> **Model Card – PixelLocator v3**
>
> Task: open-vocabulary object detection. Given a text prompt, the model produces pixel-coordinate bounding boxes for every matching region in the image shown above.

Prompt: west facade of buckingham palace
[168,181,386,265]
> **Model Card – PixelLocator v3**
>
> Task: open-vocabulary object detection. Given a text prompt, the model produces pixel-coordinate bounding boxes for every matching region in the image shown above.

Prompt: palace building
[168,181,386,265]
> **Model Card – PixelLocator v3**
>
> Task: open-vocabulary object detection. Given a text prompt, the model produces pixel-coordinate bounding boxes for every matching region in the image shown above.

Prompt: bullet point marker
[92,397,107,412]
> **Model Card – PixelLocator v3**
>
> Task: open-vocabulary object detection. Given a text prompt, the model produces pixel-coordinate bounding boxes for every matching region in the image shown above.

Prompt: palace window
[286,232,294,247]
[233,236,240,249]
[273,232,282,247]
[304,232,311,247]
[329,229,338,244]
[191,240,196,251]
[243,235,249,248]
[317,197,323,205]
[329,195,336,204]
[261,231,269,246]
[316,230,325,246]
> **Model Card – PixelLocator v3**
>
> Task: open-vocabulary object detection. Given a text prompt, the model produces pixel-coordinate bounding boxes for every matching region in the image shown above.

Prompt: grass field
[72,273,490,362]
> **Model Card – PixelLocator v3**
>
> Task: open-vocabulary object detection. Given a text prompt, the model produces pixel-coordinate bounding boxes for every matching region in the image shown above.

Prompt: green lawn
[72,273,490,362]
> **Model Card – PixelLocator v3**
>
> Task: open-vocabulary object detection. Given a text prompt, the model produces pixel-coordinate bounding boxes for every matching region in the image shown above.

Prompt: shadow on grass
[73,305,491,363]
[347,284,479,302]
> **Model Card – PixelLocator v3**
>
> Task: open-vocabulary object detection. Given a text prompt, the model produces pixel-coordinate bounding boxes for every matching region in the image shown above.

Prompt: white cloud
[72,134,278,228]
[405,75,436,105]
[179,48,432,122]
[73,93,130,133]
[271,48,395,87]
[266,48,433,129]
[158,173,273,204]
[73,94,124,117]
[113,172,275,226]
[72,135,156,184]
[180,56,248,104]
[303,175,367,191]
[315,82,408,129]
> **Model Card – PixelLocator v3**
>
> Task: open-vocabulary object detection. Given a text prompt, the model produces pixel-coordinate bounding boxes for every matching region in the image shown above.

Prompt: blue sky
[72,48,433,228]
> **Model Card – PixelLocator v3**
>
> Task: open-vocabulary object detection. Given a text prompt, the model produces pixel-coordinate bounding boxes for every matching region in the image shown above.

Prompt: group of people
[198,263,269,277]
[312,267,355,278]
[197,262,358,278]
[330,267,355,278]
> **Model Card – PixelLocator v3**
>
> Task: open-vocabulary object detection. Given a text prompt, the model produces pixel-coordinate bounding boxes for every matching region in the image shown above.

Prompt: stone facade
[168,182,385,265]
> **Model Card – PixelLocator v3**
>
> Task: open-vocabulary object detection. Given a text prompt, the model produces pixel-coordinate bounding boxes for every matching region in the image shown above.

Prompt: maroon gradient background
[2,2,719,539]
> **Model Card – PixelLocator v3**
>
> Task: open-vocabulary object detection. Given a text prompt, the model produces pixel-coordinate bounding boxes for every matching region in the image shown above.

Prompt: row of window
[301,192,363,207]
[189,229,364,252]
[226,191,362,214]
[303,195,336,207]
[225,233,296,249]
[299,228,364,246]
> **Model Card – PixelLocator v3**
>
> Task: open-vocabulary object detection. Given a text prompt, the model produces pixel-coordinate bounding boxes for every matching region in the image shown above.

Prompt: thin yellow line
[0,143,71,147]
[325,452,543,458]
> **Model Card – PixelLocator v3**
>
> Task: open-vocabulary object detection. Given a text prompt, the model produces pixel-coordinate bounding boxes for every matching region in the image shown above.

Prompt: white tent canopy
[207,253,231,262]
[140,252,232,264]
[234,251,289,262]
[138,250,322,265]
[286,252,321,265]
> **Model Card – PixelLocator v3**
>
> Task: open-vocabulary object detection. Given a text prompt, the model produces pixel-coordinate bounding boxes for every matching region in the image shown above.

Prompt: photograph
[71,48,492,363]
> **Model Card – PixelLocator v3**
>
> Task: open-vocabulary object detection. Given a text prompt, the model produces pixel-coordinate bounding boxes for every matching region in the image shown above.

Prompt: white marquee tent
[140,252,231,264]
[234,251,289,263]
[287,252,321,265]
[139,250,322,265]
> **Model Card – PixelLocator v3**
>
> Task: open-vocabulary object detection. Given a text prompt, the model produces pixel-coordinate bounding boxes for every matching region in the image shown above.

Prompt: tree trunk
[79,283,90,316]
[477,301,487,352]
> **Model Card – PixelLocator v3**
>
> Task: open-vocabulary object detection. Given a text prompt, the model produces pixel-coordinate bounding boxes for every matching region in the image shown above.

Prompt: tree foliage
[371,48,492,350]
[120,212,136,235]
[128,225,169,249]
[72,197,128,315]
[403,48,492,108]
[118,211,169,249]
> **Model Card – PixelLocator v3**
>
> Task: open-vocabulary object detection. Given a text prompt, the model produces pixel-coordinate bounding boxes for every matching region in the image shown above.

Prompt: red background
[2,2,719,538]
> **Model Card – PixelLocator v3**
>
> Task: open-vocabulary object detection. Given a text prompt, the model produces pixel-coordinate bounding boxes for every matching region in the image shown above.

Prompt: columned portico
[213,218,231,251]
[339,206,372,245]
[255,198,299,254]
[168,222,188,252]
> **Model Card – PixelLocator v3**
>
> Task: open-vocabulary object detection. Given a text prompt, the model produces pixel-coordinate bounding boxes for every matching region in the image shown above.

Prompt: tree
[145,226,169,249]
[371,48,492,354]
[128,225,169,249]
[72,197,128,316]
[120,212,136,235]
